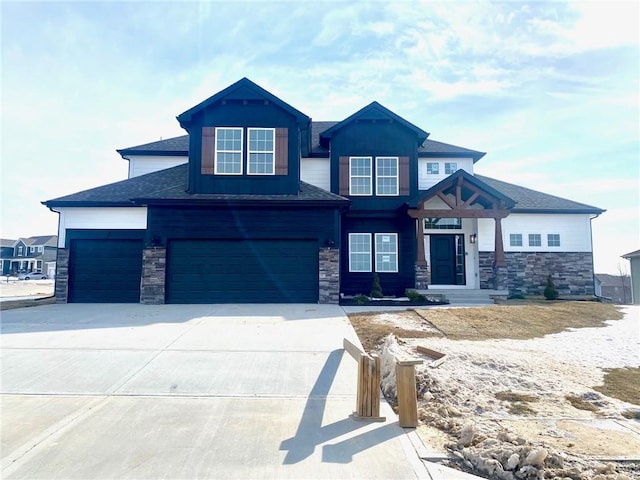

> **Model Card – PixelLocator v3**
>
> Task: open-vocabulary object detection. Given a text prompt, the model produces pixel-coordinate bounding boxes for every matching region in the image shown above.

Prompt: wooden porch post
[494,216,506,267]
[415,218,426,266]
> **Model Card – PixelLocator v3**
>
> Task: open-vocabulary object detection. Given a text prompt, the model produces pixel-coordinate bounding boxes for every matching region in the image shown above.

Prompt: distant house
[44,78,604,304]
[622,249,640,305]
[594,274,632,304]
[1,235,58,276]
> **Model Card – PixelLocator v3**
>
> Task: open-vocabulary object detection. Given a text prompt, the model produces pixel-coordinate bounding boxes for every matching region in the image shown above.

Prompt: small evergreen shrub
[370,273,384,298]
[406,290,427,302]
[543,275,559,300]
[353,294,369,305]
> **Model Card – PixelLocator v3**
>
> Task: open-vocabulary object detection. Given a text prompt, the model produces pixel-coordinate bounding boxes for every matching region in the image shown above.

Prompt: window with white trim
[427,162,439,174]
[376,157,398,196]
[445,162,457,174]
[30,246,35,253]
[38,246,44,252]
[349,157,372,195]
[528,234,541,247]
[247,128,275,175]
[547,234,560,247]
[349,233,372,272]
[17,246,23,256]
[509,234,523,247]
[375,233,398,272]
[215,127,243,174]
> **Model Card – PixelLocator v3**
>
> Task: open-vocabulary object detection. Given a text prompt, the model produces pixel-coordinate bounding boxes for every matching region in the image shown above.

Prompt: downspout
[589,213,602,297]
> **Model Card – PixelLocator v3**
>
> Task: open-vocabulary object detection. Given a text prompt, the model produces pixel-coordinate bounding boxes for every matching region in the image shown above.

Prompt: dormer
[321,102,428,209]
[177,78,311,195]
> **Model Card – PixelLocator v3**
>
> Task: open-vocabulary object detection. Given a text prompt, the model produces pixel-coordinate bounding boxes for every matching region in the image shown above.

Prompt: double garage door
[166,239,319,303]
[68,238,319,303]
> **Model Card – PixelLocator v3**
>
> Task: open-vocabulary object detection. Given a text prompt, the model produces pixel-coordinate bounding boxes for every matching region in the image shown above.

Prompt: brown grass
[594,368,640,406]
[349,311,440,353]
[412,302,622,340]
[495,391,538,415]
[565,395,599,412]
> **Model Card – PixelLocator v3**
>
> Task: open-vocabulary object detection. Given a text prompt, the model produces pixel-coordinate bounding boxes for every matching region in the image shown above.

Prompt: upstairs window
[547,234,561,247]
[38,246,44,252]
[376,157,398,196]
[509,234,523,247]
[30,246,35,252]
[247,128,275,175]
[215,127,243,175]
[349,157,372,195]
[445,162,457,174]
[349,233,372,272]
[528,234,542,247]
[427,162,439,174]
[17,246,23,256]
[375,233,398,272]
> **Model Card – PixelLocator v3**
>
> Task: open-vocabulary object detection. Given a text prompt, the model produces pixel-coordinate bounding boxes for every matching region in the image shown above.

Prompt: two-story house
[1,235,58,276]
[44,78,603,304]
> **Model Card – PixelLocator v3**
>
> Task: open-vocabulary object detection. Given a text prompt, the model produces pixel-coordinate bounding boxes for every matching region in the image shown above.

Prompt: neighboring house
[43,78,604,304]
[1,235,58,276]
[594,274,632,304]
[622,249,640,305]
[0,238,17,275]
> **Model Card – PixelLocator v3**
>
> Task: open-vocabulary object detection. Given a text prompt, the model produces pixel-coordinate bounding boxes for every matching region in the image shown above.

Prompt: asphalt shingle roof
[44,164,349,207]
[475,175,604,213]
[119,124,484,159]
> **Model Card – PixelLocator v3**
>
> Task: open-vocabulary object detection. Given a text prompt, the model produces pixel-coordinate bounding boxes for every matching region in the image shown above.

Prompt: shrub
[543,275,559,300]
[406,290,426,302]
[370,273,383,298]
[353,294,369,305]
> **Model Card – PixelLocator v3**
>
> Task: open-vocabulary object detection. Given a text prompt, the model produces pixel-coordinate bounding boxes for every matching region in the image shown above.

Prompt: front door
[430,235,456,285]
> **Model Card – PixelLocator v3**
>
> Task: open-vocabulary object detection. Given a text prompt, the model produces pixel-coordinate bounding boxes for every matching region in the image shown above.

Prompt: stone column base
[494,265,508,291]
[415,263,429,289]
[319,248,340,304]
[54,248,69,303]
[140,247,166,305]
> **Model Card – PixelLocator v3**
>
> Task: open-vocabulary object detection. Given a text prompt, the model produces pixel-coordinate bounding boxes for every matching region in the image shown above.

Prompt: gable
[320,101,428,148]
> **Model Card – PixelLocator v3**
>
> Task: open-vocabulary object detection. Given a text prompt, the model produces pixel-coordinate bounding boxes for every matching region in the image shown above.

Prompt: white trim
[348,233,372,272]
[56,207,148,247]
[349,156,372,196]
[374,233,398,273]
[214,127,243,175]
[375,156,399,196]
[247,127,275,175]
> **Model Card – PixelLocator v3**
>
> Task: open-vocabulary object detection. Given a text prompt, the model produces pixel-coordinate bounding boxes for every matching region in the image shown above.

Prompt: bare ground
[348,302,640,480]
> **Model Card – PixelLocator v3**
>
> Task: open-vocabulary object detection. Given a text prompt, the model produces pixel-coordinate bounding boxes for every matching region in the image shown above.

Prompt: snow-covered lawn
[369,305,640,480]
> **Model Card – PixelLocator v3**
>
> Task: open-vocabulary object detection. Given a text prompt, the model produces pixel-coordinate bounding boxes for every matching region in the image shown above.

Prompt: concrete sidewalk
[0,303,480,479]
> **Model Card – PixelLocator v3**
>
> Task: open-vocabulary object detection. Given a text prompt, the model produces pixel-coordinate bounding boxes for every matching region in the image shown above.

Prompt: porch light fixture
[470,234,477,244]
[325,238,335,248]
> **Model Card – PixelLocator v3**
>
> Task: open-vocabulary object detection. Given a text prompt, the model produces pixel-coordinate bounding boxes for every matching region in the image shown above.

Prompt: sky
[1,0,638,275]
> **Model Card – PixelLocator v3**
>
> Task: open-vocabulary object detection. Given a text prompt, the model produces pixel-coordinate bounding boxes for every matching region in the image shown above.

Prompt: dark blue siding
[340,215,416,297]
[187,101,300,195]
[147,206,338,246]
[329,121,419,210]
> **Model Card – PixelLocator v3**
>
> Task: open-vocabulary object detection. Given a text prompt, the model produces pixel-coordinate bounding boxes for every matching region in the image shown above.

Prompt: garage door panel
[68,239,143,303]
[166,239,318,304]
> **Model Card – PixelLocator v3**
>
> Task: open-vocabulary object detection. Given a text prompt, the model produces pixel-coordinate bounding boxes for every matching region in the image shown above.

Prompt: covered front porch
[406,170,515,292]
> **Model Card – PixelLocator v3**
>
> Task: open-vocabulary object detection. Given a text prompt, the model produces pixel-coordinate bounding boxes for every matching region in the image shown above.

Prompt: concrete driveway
[0,303,458,479]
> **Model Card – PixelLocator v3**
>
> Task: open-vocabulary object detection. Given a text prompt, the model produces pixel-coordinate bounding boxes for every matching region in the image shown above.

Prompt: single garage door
[166,239,318,303]
[68,239,143,303]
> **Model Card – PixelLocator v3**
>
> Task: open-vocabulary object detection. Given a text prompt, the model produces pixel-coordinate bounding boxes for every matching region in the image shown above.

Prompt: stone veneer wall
[54,248,69,303]
[479,251,595,296]
[319,248,340,304]
[415,264,430,289]
[140,247,166,304]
